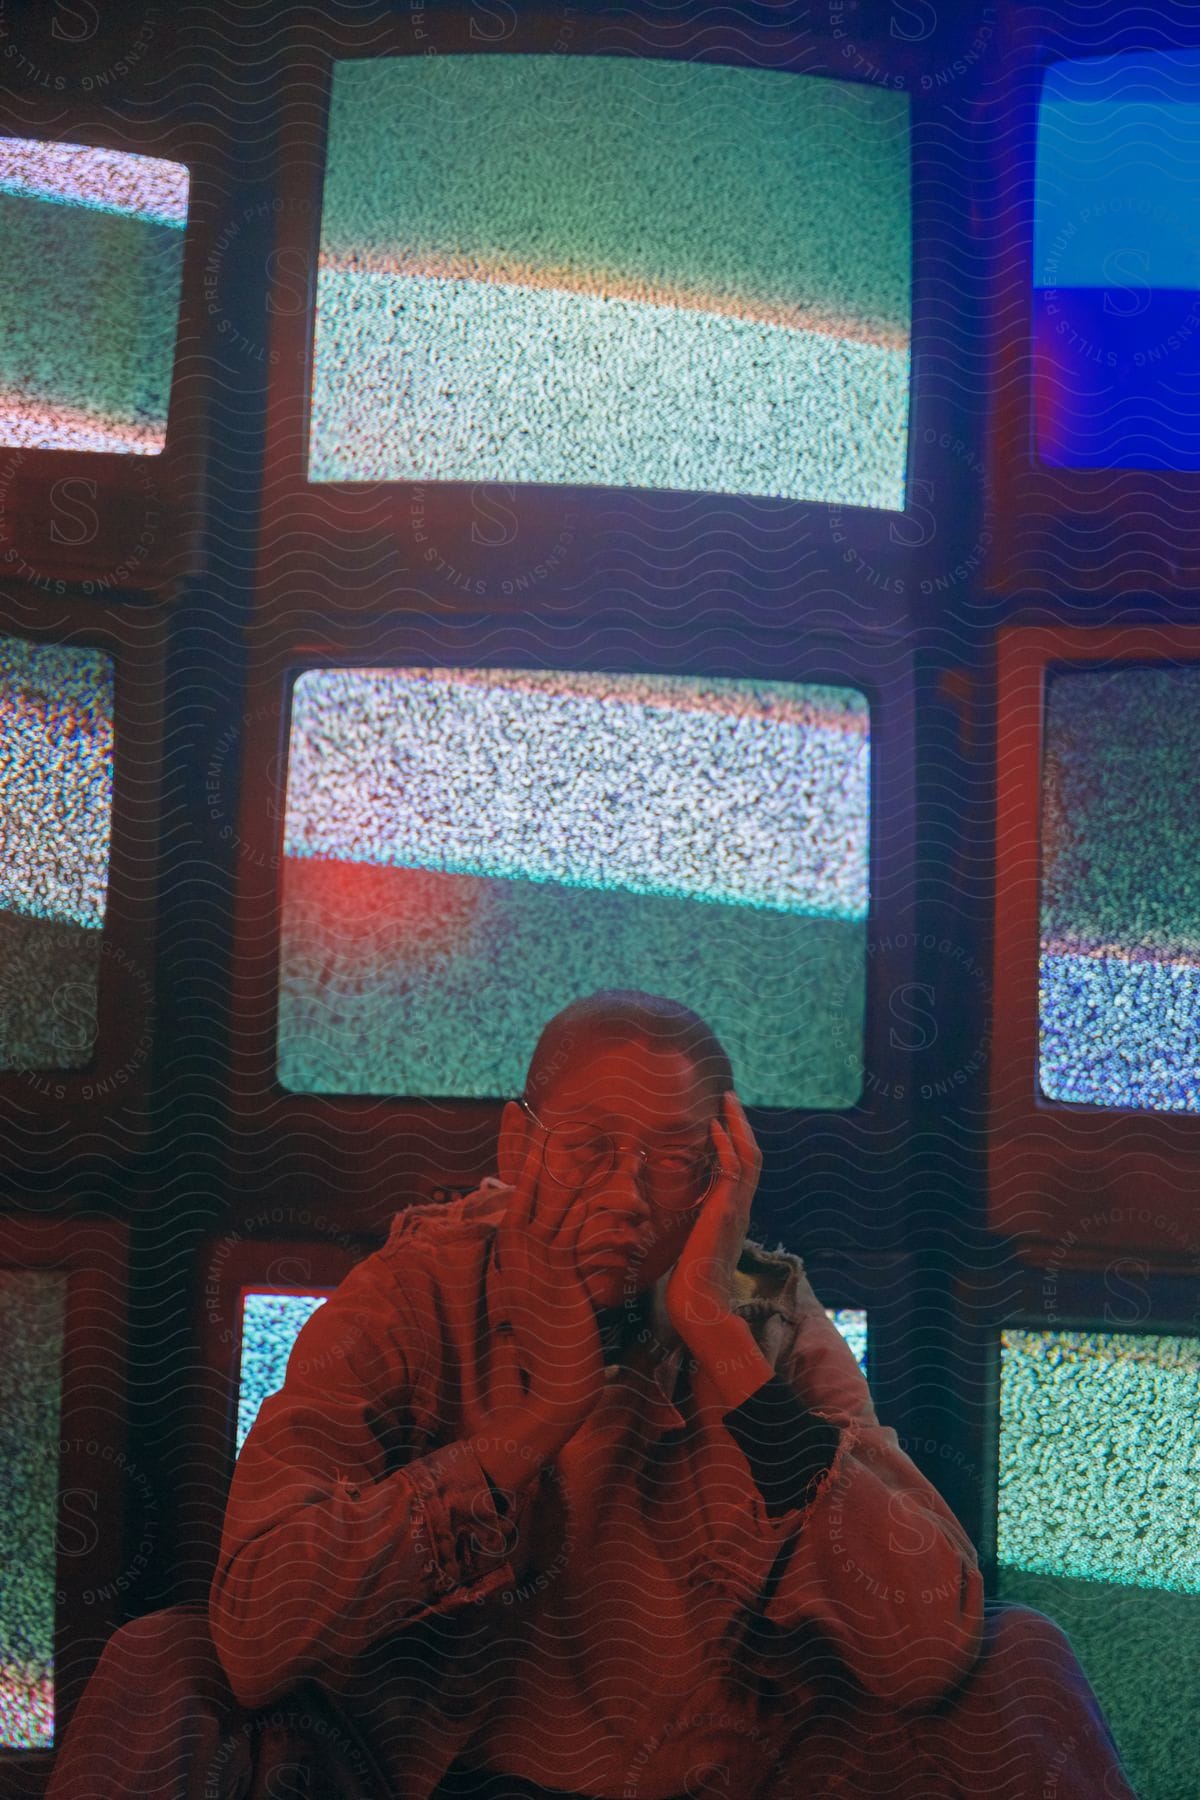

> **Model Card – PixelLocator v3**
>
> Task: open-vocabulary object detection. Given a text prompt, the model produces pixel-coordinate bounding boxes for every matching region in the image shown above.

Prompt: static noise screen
[309,55,911,507]
[1038,663,1200,1114]
[235,1288,869,1456]
[0,636,114,1072]
[0,1269,67,1749]
[997,1326,1200,1800]
[0,138,188,454]
[236,1291,331,1454]
[274,668,871,1107]
[826,1307,868,1378]
[1034,49,1200,471]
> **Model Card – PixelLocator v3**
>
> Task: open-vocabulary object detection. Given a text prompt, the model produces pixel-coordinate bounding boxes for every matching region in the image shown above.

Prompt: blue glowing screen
[1034,50,1200,469]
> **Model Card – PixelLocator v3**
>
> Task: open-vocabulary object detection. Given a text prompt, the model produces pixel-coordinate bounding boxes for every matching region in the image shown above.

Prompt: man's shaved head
[523,989,733,1110]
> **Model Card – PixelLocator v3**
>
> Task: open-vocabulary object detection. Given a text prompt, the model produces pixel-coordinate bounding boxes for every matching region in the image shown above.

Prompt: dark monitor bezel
[188,1232,378,1572]
[0,94,222,602]
[797,1251,924,1442]
[0,1214,129,1773]
[250,5,984,634]
[983,9,1200,601]
[225,615,919,1246]
[951,1259,1198,1584]
[988,623,1200,1259]
[0,593,165,1160]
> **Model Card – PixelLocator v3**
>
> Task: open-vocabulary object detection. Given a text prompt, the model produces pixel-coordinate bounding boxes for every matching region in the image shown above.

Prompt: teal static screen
[310,55,911,507]
[1039,664,1200,1114]
[0,138,188,453]
[0,1269,67,1749]
[824,1307,868,1379]
[0,637,114,1071]
[275,669,871,1106]
[236,1292,330,1455]
[998,1327,1200,1800]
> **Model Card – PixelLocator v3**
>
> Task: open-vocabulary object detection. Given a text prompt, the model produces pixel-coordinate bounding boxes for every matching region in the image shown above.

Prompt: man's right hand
[473,1129,605,1493]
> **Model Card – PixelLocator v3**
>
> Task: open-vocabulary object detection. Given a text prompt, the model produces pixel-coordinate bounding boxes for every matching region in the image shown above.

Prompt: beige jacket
[209,1181,985,1799]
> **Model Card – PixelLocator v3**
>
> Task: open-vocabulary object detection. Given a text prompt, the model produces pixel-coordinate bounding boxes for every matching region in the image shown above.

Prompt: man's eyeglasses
[518,1098,718,1212]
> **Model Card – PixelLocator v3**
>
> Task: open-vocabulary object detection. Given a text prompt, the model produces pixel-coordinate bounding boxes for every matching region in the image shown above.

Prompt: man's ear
[496,1100,530,1187]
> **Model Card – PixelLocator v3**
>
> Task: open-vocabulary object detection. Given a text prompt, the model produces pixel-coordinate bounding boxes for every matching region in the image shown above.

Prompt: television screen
[0,636,114,1071]
[1039,663,1200,1114]
[232,1286,867,1460]
[825,1306,869,1378]
[0,1268,67,1750]
[1033,49,1200,471]
[236,1290,332,1454]
[0,138,189,454]
[276,668,870,1107]
[309,55,911,507]
[997,1326,1199,1800]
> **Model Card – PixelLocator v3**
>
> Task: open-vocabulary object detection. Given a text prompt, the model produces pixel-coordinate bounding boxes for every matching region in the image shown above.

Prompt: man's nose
[593,1148,653,1224]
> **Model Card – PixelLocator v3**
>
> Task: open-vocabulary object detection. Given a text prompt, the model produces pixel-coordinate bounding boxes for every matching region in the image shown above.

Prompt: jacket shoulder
[378,1179,508,1265]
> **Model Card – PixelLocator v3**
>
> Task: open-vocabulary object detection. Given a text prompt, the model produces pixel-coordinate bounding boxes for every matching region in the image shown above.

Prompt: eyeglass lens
[540,1124,714,1206]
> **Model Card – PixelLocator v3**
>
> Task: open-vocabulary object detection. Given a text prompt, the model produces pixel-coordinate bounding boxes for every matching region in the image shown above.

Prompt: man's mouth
[585,1234,642,1262]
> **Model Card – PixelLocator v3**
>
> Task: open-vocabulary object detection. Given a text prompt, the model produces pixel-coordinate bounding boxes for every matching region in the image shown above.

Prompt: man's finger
[710,1115,740,1186]
[505,1129,543,1230]
[724,1091,762,1172]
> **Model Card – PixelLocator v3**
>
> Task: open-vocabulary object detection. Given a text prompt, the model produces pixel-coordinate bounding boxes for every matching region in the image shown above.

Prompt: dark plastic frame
[225,615,919,1245]
[0,1214,129,1782]
[250,4,991,634]
[0,94,222,602]
[981,6,1200,600]
[950,1258,1199,1588]
[194,1235,376,1471]
[988,623,1200,1258]
[0,593,165,1165]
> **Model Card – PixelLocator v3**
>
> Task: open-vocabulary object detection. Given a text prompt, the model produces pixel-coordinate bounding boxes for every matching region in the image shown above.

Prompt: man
[47,990,1137,1798]
[204,990,1136,1799]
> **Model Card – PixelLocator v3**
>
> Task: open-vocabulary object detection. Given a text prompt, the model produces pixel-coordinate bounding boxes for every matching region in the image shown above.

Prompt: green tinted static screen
[0,138,188,453]
[309,55,911,507]
[276,669,871,1105]
[0,1269,67,1748]
[998,1327,1200,1800]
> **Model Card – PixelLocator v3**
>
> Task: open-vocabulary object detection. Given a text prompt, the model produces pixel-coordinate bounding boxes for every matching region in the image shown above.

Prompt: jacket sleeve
[722,1275,985,1712]
[208,1264,525,1709]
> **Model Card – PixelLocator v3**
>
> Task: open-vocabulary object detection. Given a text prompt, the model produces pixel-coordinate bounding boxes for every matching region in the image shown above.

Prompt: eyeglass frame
[517,1096,720,1208]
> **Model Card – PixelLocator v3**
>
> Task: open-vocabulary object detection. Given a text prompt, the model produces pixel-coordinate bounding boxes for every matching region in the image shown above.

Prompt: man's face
[498,1036,720,1311]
